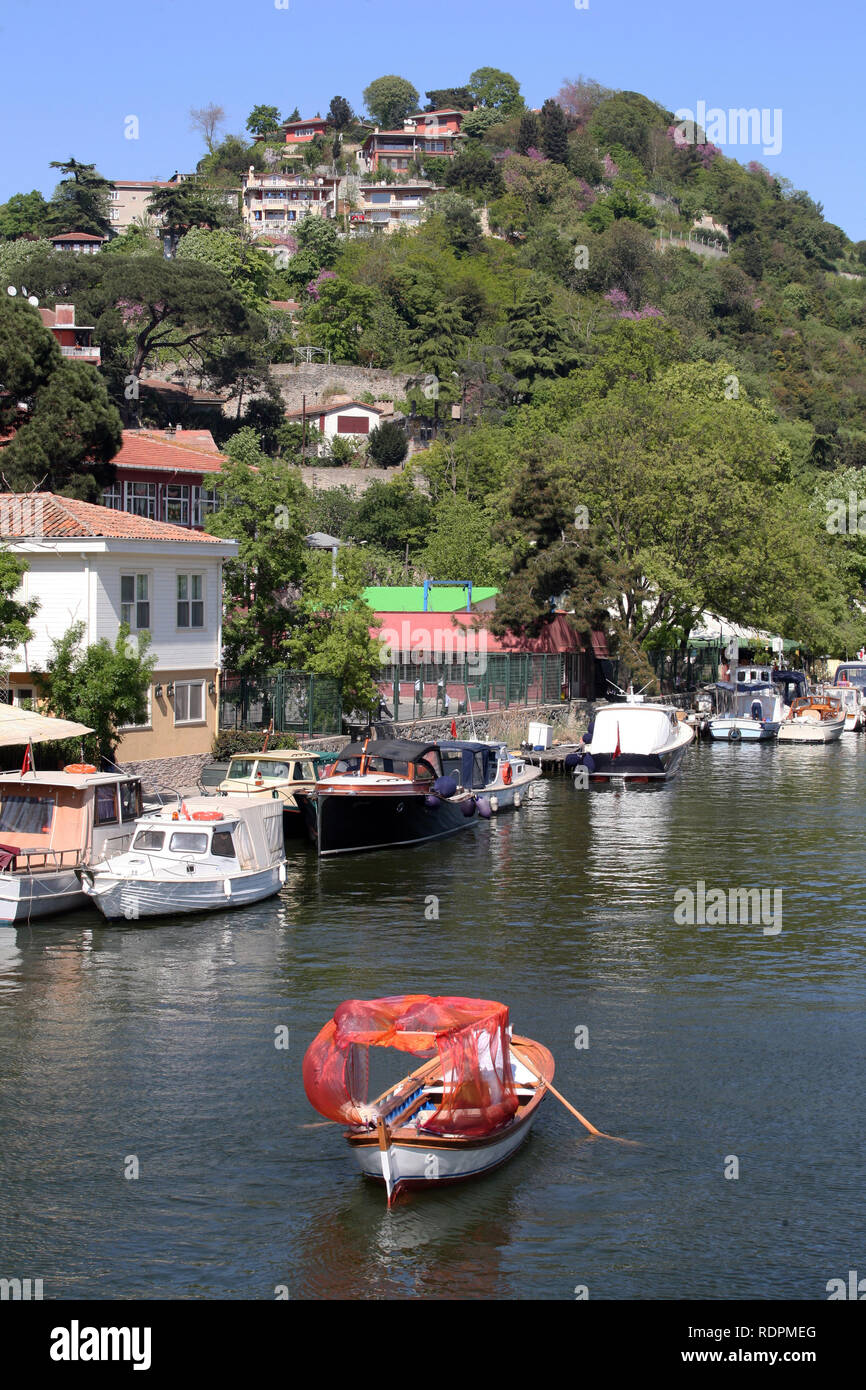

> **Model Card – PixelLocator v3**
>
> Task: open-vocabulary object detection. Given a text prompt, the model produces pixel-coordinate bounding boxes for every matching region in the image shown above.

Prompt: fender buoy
[502,763,513,785]
[728,727,741,741]
[64,763,98,774]
[192,811,224,821]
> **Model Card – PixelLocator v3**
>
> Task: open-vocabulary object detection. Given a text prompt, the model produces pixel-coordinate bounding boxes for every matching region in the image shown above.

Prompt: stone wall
[119,753,212,794]
[296,464,408,495]
[270,363,414,414]
[299,701,593,751]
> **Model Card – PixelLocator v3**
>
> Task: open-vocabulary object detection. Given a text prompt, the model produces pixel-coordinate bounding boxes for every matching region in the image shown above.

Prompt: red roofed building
[0,492,237,764]
[102,429,225,530]
[360,110,468,172]
[49,231,106,254]
[38,304,100,365]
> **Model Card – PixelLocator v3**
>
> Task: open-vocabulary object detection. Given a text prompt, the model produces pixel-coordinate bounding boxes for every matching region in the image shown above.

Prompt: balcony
[60,345,101,361]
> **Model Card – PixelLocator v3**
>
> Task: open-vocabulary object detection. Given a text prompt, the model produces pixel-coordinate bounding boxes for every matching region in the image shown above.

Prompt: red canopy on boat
[302,995,519,1137]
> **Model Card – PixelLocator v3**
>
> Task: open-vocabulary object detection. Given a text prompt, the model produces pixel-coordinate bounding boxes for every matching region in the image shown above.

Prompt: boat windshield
[835,665,866,689]
[169,832,209,854]
[0,794,55,835]
[332,755,410,776]
[226,759,256,781]
[256,761,292,780]
[132,829,165,851]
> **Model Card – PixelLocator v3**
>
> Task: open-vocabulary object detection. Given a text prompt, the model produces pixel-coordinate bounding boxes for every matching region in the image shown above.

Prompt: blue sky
[1,0,863,238]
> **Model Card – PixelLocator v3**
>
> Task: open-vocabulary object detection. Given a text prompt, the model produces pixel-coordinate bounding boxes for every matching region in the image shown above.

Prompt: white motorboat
[777,696,845,744]
[79,797,286,919]
[708,682,786,741]
[438,740,541,812]
[826,682,865,731]
[577,699,695,782]
[0,767,143,923]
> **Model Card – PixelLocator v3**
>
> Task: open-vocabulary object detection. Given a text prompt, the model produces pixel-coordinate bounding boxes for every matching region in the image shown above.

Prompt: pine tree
[517,112,540,155]
[540,100,568,164]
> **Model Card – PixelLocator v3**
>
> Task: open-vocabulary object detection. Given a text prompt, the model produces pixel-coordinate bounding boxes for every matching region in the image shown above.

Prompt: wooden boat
[218,747,325,834]
[438,740,542,812]
[0,768,143,923]
[777,695,845,744]
[309,739,479,856]
[79,796,286,919]
[303,995,554,1206]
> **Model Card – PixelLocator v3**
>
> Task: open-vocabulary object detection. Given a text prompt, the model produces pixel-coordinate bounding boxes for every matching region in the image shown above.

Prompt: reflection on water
[1,738,866,1298]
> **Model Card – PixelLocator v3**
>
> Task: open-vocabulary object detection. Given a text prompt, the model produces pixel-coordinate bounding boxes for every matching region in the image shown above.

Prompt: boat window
[473,752,488,785]
[413,760,434,782]
[226,759,256,780]
[132,829,165,851]
[292,761,314,781]
[119,782,142,823]
[211,830,236,858]
[95,785,118,825]
[169,831,209,854]
[440,751,463,784]
[0,794,54,834]
[260,761,291,780]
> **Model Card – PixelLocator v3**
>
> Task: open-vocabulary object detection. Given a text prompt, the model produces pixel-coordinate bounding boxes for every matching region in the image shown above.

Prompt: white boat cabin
[119,797,285,876]
[590,705,680,755]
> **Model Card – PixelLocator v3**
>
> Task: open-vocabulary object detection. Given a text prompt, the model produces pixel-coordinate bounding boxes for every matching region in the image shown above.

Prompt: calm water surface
[1,739,865,1300]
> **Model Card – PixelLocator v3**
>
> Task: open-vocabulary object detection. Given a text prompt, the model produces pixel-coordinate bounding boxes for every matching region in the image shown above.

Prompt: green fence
[220,672,342,737]
[377,653,581,721]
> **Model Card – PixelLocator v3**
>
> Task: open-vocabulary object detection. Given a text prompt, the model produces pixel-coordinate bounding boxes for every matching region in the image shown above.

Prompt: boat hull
[80,864,284,920]
[0,869,87,923]
[347,1105,543,1196]
[486,766,542,811]
[708,718,780,742]
[313,790,475,857]
[588,742,691,780]
[777,719,845,744]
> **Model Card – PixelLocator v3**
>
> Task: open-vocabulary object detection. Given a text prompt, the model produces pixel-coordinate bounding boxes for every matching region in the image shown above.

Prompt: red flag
[450,719,457,738]
[180,799,191,821]
[21,742,32,775]
[612,722,621,760]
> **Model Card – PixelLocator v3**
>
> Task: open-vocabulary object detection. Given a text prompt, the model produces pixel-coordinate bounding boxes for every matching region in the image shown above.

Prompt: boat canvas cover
[590,706,675,755]
[438,742,496,789]
[303,995,519,1137]
[335,740,440,764]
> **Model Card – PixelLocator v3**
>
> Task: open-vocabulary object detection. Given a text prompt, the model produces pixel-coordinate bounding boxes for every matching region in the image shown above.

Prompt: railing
[376,653,583,721]
[60,346,101,358]
[220,672,342,737]
[4,847,84,872]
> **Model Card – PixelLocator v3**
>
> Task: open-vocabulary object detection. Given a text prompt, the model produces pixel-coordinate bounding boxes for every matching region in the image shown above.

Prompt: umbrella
[0,704,94,749]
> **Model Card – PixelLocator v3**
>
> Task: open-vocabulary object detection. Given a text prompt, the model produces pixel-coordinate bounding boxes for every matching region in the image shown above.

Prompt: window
[132,829,164,851]
[164,485,190,526]
[119,782,142,822]
[13,688,34,709]
[336,415,370,435]
[191,487,220,526]
[169,831,208,853]
[211,830,236,859]
[119,688,151,732]
[0,795,54,834]
[103,484,122,510]
[226,759,256,781]
[125,482,156,518]
[121,574,150,631]
[177,574,204,628]
[174,680,205,725]
[95,785,118,825]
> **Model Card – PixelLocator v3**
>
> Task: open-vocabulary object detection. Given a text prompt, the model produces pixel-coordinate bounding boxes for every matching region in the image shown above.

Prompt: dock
[520,744,583,774]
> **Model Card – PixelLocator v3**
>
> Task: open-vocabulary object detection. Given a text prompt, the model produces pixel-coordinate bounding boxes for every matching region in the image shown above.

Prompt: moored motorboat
[0,767,143,923]
[826,681,866,731]
[777,696,845,744]
[310,740,480,856]
[438,740,541,812]
[302,995,553,1205]
[79,796,286,919]
[708,681,786,742]
[218,747,325,834]
[576,700,695,782]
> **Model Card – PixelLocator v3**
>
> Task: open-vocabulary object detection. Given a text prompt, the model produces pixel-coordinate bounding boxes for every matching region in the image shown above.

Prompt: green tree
[444,147,503,202]
[176,226,272,310]
[540,99,569,164]
[424,88,473,112]
[246,104,282,137]
[351,477,431,556]
[420,494,505,584]
[45,158,112,237]
[0,297,61,433]
[147,182,228,249]
[368,420,408,468]
[205,448,311,676]
[0,190,50,241]
[304,278,378,361]
[288,547,380,713]
[516,112,540,155]
[363,75,420,129]
[0,549,39,667]
[39,621,155,760]
[468,67,524,115]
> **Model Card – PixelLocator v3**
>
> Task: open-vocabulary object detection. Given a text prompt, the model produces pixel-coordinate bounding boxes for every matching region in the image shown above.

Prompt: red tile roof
[50,232,106,243]
[284,398,387,420]
[112,429,224,474]
[0,493,228,542]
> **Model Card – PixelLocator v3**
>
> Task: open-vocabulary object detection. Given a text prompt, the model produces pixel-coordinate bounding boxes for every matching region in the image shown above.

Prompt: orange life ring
[502,763,513,785]
[64,763,98,774]
[192,811,224,821]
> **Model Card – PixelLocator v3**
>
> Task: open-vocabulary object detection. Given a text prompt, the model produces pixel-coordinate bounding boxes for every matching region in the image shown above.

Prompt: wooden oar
[515,1049,638,1146]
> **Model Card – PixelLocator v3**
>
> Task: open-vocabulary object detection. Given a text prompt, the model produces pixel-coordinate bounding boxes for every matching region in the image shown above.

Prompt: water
[1,739,865,1300]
